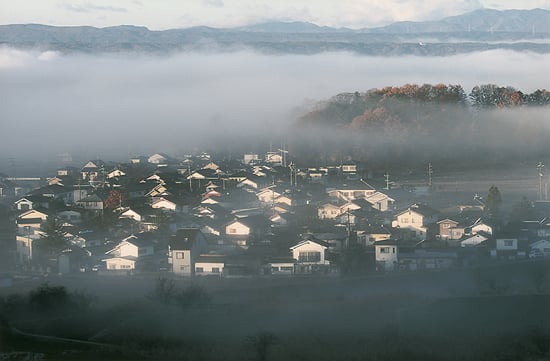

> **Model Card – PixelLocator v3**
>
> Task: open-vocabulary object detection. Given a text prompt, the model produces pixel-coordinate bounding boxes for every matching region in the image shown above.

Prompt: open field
[1,260,550,360]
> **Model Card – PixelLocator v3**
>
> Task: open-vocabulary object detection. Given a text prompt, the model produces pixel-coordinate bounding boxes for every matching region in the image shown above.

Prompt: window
[379,247,395,254]
[196,267,204,273]
[281,266,294,271]
[229,228,237,234]
[176,252,184,259]
[504,240,514,247]
[212,267,220,273]
[298,251,321,262]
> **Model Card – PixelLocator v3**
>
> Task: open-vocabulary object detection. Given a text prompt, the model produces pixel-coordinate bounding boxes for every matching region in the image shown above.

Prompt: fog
[0,47,549,172]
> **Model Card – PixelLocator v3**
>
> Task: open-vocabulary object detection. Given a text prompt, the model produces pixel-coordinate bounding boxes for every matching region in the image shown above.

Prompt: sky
[1,0,549,29]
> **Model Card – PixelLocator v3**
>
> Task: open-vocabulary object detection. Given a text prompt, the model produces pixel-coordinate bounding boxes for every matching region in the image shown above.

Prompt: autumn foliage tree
[104,189,127,209]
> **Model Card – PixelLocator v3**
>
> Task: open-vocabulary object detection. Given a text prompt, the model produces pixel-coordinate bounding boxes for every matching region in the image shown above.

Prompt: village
[2,149,549,281]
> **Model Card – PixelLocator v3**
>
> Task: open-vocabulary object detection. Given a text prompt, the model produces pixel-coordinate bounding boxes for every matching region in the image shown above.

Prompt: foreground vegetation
[1,264,549,360]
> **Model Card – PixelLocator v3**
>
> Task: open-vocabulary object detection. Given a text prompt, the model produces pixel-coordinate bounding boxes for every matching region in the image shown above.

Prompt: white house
[119,208,143,222]
[104,257,136,271]
[105,235,155,259]
[392,204,439,240]
[195,254,225,276]
[16,209,49,236]
[365,192,395,212]
[257,188,282,204]
[169,228,208,276]
[460,234,489,247]
[290,239,330,274]
[529,239,550,257]
[327,180,376,201]
[151,197,178,212]
[225,219,251,236]
[491,238,521,260]
[317,201,360,220]
[374,240,398,272]
[148,153,169,164]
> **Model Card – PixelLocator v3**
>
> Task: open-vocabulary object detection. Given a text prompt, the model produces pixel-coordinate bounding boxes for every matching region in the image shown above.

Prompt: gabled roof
[81,160,105,171]
[195,254,226,264]
[290,239,328,251]
[397,204,439,218]
[329,179,376,191]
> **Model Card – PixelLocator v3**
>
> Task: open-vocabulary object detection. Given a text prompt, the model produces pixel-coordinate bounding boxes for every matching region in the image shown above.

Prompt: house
[364,192,395,212]
[374,239,399,272]
[460,233,489,247]
[148,153,169,165]
[16,209,49,236]
[194,254,225,276]
[490,237,523,260]
[57,210,82,224]
[317,200,361,221]
[392,204,439,240]
[119,207,143,222]
[76,194,104,211]
[105,235,155,259]
[103,257,137,271]
[340,162,358,178]
[529,239,550,257]
[80,160,105,182]
[101,235,154,271]
[327,180,376,201]
[256,188,282,204]
[265,152,283,166]
[169,228,208,276]
[357,225,392,245]
[13,196,47,212]
[397,249,458,271]
[437,218,464,240]
[263,257,296,275]
[226,215,270,236]
[151,197,178,212]
[290,239,330,274]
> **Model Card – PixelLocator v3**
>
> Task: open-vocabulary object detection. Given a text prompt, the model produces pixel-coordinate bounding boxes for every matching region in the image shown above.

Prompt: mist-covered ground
[1,262,549,360]
[0,47,549,173]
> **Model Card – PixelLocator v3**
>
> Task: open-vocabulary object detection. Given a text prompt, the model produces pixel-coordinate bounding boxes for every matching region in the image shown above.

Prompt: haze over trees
[293,83,550,167]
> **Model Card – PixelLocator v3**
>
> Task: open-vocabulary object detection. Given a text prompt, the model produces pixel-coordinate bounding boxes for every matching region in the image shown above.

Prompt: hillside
[290,84,550,167]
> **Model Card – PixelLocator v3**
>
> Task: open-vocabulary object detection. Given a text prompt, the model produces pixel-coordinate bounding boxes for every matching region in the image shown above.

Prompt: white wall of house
[375,244,398,271]
[195,261,224,276]
[226,221,250,236]
[496,238,518,251]
[290,241,328,265]
[104,257,136,270]
[530,240,550,254]
[171,249,191,275]
[152,198,177,211]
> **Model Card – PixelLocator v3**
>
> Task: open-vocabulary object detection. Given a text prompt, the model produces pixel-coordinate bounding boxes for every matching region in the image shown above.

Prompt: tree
[104,189,126,209]
[486,185,502,219]
[35,217,67,260]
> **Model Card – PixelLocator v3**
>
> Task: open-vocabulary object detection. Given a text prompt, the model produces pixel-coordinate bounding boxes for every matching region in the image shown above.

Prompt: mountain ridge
[1,9,549,56]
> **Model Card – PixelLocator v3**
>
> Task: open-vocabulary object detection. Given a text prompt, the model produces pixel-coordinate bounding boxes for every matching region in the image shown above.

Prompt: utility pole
[537,162,544,200]
[384,172,390,191]
[289,162,295,186]
[428,162,433,188]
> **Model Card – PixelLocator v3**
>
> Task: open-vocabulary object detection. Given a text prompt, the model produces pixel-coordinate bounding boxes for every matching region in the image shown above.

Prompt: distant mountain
[368,8,550,34]
[1,9,549,56]
[236,21,353,33]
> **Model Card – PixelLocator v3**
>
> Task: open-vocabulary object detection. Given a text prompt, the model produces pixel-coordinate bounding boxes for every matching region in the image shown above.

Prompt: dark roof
[398,203,439,217]
[196,254,226,264]
[170,228,203,250]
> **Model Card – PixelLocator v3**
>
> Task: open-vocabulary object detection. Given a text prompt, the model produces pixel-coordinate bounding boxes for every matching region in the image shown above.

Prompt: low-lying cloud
[0,47,548,172]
